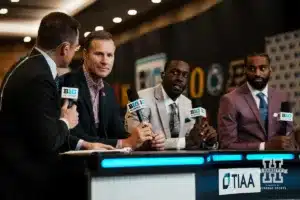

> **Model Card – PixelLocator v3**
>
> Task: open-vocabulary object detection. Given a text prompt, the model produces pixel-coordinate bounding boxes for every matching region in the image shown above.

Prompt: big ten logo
[261,159,288,184]
[190,107,206,118]
[111,83,130,108]
[219,168,261,195]
[63,88,77,95]
[127,99,146,113]
[225,59,246,93]
[280,112,293,121]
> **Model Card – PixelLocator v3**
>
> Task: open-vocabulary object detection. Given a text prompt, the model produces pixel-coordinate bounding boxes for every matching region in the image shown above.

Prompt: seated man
[60,30,156,150]
[218,52,297,150]
[125,60,217,150]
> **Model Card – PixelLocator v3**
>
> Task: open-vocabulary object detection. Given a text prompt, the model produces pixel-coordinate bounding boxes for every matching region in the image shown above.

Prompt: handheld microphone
[61,87,79,108]
[279,101,293,135]
[126,88,146,122]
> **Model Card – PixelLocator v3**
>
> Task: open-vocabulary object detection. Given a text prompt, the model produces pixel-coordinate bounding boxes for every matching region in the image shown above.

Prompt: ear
[60,43,70,56]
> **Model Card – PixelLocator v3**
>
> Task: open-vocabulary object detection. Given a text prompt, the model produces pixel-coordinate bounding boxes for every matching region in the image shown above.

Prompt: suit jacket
[125,84,195,149]
[218,83,293,150]
[0,48,71,198]
[59,67,129,147]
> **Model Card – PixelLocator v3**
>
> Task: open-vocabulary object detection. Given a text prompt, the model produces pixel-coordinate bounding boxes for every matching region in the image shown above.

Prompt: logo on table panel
[218,168,261,195]
[261,159,288,190]
[127,99,146,113]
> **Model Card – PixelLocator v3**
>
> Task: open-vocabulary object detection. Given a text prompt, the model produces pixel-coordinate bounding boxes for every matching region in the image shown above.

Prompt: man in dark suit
[0,12,85,200]
[218,53,296,150]
[60,30,154,150]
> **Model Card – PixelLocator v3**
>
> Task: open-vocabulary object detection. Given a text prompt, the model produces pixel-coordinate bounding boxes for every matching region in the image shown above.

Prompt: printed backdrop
[101,0,300,127]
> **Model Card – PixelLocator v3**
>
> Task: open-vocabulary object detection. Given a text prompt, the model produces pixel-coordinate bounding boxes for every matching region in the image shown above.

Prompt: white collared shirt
[161,85,179,114]
[247,82,268,109]
[247,82,268,151]
[35,47,57,79]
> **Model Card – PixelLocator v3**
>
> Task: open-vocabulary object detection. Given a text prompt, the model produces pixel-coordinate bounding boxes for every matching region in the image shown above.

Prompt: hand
[201,121,217,145]
[265,136,294,150]
[122,122,153,149]
[151,131,165,151]
[60,100,79,129]
[186,120,217,149]
[81,141,115,150]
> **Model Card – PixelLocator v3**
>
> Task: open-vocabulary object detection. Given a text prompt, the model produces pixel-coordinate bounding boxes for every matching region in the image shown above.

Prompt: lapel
[154,85,171,138]
[241,83,266,135]
[267,86,276,136]
[98,87,107,130]
[177,96,186,137]
[77,67,95,125]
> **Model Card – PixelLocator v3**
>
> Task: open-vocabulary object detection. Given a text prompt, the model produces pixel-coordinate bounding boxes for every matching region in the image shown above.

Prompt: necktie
[169,103,180,138]
[256,92,268,132]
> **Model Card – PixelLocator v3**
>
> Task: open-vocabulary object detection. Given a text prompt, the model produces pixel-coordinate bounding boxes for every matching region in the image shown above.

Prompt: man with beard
[125,60,217,150]
[218,53,296,150]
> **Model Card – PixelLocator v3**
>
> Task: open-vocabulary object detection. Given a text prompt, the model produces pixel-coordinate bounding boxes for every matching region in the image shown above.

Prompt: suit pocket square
[185,118,192,123]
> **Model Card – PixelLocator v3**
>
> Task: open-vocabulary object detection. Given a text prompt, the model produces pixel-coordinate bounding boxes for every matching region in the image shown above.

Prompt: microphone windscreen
[280,102,291,112]
[127,88,139,102]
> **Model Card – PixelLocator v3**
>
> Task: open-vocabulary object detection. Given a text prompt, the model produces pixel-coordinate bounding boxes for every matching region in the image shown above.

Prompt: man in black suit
[60,30,158,150]
[0,12,103,200]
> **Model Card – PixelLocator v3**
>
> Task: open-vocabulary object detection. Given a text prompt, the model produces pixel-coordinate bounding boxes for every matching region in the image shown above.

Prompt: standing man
[60,30,155,150]
[218,53,296,150]
[0,12,81,199]
[125,60,217,150]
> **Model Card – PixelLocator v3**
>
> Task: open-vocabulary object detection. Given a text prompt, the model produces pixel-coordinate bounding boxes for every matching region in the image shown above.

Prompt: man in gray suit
[218,53,296,150]
[125,60,217,150]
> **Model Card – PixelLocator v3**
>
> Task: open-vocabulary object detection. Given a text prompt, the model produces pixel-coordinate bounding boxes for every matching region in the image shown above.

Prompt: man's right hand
[122,122,154,149]
[265,136,294,150]
[61,100,79,129]
[81,141,115,150]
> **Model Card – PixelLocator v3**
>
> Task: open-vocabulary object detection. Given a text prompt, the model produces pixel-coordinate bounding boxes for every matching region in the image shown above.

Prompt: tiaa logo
[127,99,146,113]
[219,168,261,195]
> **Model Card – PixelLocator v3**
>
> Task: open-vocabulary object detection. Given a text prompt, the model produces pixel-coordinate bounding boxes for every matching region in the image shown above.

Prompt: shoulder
[138,87,155,99]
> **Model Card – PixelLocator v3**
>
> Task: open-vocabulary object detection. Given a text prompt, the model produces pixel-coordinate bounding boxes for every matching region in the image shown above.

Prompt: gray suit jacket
[125,84,195,149]
[218,83,293,150]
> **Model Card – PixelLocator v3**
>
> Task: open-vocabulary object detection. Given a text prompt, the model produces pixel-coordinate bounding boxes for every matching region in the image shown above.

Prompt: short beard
[247,75,269,90]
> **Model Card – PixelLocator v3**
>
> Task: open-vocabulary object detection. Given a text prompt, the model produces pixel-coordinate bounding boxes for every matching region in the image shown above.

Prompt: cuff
[259,142,265,150]
[177,137,186,150]
[75,139,84,150]
[59,118,70,129]
[116,139,123,148]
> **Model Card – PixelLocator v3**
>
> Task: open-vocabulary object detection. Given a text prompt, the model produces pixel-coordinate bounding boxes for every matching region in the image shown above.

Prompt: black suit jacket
[0,48,74,197]
[59,67,129,147]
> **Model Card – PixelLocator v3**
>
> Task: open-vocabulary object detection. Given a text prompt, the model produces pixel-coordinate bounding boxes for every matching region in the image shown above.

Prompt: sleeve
[24,75,69,153]
[218,95,260,150]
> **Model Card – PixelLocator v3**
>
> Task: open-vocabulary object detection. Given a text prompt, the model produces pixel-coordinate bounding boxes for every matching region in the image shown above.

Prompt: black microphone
[279,101,293,135]
[61,86,79,108]
[126,88,145,122]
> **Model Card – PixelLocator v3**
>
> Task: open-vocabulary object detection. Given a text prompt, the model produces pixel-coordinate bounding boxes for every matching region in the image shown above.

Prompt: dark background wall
[80,0,300,128]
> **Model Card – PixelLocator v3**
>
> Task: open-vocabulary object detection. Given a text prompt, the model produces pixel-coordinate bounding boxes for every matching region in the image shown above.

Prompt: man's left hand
[151,131,165,151]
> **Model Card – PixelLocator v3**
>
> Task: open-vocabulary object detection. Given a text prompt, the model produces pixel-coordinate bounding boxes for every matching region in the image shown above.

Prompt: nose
[254,68,263,76]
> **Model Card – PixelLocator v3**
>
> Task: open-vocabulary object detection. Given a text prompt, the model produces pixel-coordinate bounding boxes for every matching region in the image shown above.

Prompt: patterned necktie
[256,92,268,131]
[169,103,180,138]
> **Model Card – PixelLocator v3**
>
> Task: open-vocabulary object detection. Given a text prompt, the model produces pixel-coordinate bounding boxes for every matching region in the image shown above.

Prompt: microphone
[279,101,293,135]
[61,87,79,108]
[126,88,146,122]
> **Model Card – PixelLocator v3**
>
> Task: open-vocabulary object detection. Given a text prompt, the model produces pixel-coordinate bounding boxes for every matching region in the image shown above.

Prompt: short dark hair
[244,52,271,66]
[83,30,113,51]
[37,12,80,50]
[164,59,190,71]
